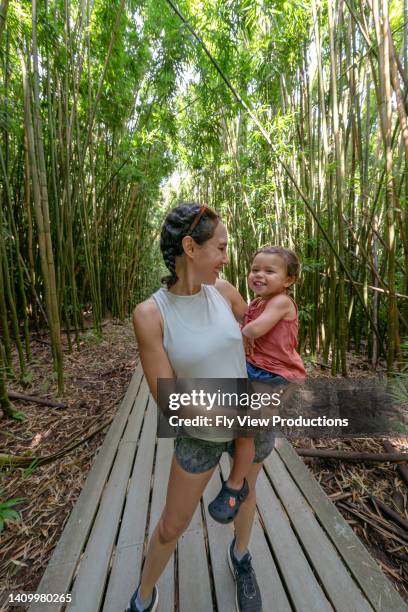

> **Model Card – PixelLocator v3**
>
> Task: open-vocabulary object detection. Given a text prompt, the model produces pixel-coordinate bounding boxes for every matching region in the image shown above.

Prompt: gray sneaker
[227,538,262,611]
[125,584,158,612]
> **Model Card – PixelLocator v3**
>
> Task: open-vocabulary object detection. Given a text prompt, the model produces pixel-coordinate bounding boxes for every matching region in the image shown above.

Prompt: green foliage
[0,491,26,533]
[20,370,34,387]
[0,0,406,376]
[388,339,408,405]
[38,380,51,394]
[301,258,325,273]
[298,303,315,325]
[21,458,41,480]
[84,329,103,345]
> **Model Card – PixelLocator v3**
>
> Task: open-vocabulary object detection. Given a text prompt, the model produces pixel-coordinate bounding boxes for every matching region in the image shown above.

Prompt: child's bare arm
[242,294,292,339]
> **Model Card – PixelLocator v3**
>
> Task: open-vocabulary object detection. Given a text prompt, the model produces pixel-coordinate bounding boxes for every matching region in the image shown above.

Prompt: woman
[128,203,273,612]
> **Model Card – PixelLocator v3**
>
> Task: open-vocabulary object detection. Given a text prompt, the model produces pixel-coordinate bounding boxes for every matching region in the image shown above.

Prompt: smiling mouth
[253,281,266,287]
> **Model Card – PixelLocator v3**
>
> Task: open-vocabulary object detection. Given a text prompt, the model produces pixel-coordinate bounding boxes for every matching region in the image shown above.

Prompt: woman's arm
[215,278,248,323]
[133,298,174,402]
[242,293,292,339]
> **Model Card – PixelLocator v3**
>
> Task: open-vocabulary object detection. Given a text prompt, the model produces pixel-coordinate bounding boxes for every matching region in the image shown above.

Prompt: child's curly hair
[253,246,301,282]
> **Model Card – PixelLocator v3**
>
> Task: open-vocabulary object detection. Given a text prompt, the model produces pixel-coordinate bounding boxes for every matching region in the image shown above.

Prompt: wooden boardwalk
[29,367,408,612]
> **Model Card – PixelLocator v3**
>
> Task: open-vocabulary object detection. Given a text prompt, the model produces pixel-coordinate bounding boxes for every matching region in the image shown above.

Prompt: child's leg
[227,437,255,489]
[207,437,254,523]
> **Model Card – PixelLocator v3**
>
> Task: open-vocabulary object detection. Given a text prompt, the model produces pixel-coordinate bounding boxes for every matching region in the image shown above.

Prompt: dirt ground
[0,321,407,608]
[0,320,137,610]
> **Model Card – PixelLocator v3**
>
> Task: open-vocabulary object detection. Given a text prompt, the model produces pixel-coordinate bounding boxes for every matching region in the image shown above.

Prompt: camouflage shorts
[174,432,275,474]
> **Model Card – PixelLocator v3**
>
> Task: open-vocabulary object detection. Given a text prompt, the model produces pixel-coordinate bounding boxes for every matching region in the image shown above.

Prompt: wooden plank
[264,451,372,612]
[148,437,175,612]
[148,437,173,534]
[177,445,213,611]
[103,398,157,612]
[66,440,138,612]
[247,513,292,612]
[178,528,213,612]
[276,438,408,612]
[202,468,236,612]
[117,396,156,547]
[256,467,333,611]
[29,367,143,612]
[122,378,150,443]
[104,544,144,609]
[218,454,292,612]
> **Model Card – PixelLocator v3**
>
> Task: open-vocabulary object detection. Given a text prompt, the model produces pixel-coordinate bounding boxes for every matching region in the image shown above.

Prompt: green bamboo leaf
[0,509,20,521]
[0,497,26,508]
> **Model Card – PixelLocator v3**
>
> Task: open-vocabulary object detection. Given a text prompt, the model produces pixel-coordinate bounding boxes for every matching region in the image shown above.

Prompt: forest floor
[0,320,407,609]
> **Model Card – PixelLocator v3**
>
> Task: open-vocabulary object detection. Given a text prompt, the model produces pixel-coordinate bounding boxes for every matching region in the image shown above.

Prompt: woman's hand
[243,334,254,357]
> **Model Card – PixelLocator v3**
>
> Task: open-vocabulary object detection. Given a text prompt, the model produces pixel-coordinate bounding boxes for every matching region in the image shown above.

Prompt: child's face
[248,253,294,298]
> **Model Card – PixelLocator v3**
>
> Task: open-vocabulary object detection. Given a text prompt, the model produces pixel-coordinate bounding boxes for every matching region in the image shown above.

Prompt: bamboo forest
[0,0,407,394]
[1,0,408,607]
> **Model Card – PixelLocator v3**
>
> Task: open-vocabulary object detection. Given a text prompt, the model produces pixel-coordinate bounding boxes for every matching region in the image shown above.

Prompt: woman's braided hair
[160,203,220,289]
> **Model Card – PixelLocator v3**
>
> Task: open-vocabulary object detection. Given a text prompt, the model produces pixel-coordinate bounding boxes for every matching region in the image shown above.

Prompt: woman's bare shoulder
[215,278,240,301]
[132,297,162,330]
[215,278,247,322]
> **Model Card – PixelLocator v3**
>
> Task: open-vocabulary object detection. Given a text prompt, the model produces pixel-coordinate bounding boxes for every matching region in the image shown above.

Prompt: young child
[208,246,306,524]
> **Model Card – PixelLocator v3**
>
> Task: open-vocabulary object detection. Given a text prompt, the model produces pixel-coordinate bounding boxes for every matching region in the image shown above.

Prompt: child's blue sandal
[208,478,249,524]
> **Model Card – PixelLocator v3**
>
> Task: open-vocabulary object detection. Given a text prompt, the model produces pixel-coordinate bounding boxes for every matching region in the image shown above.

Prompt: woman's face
[193,222,229,284]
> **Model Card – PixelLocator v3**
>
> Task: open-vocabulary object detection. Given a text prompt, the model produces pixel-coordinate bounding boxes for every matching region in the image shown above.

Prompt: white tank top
[153,284,247,441]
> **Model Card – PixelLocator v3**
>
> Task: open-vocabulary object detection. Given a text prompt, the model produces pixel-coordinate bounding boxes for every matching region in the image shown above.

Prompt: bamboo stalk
[383,440,408,487]
[7,392,67,408]
[0,0,9,47]
[370,495,408,531]
[296,448,408,462]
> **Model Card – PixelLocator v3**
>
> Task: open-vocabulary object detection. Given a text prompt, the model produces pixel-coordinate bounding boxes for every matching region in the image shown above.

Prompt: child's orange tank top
[245,296,306,381]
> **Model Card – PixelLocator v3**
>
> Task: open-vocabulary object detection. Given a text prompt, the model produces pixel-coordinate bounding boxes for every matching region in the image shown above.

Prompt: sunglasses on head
[186,204,208,235]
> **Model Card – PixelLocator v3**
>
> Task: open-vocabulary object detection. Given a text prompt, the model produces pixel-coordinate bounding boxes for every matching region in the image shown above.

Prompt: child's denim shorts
[246,361,289,385]
[174,364,288,474]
